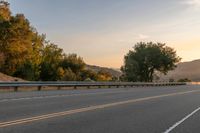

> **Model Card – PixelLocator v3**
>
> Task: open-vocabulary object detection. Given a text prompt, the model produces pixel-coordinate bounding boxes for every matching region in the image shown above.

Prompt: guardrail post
[14,86,18,92]
[14,79,18,92]
[57,86,61,90]
[74,86,77,89]
[38,86,42,91]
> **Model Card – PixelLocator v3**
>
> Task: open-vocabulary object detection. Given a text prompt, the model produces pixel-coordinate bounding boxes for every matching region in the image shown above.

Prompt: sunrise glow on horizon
[10,0,200,68]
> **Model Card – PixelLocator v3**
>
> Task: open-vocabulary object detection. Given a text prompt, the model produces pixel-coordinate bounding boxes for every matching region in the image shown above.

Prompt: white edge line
[0,90,200,128]
[164,106,200,133]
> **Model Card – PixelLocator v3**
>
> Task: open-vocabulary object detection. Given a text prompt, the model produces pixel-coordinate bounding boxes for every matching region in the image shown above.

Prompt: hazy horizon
[9,0,200,68]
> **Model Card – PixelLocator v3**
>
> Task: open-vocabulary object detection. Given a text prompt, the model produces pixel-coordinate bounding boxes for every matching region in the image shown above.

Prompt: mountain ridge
[159,59,200,81]
[86,65,122,78]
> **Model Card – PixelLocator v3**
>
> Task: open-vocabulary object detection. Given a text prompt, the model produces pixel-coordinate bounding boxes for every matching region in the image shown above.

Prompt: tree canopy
[0,1,114,81]
[121,42,181,82]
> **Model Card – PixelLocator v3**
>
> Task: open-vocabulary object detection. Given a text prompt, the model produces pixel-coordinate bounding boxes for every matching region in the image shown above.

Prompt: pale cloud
[183,0,200,9]
[138,34,150,40]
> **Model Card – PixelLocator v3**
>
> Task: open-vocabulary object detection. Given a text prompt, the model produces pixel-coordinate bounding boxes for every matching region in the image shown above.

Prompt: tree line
[0,1,182,82]
[0,1,114,81]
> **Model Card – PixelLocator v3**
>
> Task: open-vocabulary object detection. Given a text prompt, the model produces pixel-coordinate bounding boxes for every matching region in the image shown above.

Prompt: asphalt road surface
[1,85,200,133]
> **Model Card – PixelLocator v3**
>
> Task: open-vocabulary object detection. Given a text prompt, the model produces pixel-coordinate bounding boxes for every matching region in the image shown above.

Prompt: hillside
[0,72,24,81]
[159,59,200,81]
[2,59,199,82]
[86,65,122,78]
[0,65,122,81]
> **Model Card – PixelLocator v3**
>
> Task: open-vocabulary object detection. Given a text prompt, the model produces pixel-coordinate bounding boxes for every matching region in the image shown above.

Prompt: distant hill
[4,59,199,82]
[159,59,200,82]
[0,72,24,81]
[86,65,122,78]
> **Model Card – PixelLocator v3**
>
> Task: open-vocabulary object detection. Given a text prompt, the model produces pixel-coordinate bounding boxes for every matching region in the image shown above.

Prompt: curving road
[0,85,200,133]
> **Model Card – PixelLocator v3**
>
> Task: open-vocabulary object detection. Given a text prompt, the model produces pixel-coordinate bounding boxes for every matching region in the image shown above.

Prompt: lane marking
[0,90,136,102]
[0,90,200,128]
[164,106,200,133]
[0,88,196,103]
[0,89,148,103]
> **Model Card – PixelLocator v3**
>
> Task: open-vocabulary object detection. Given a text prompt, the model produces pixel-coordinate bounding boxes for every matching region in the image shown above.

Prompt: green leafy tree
[60,54,85,81]
[40,43,64,81]
[61,54,85,74]
[0,13,34,74]
[61,68,77,81]
[0,1,45,79]
[121,42,181,82]
[0,1,101,82]
[13,33,45,80]
[29,32,46,80]
[96,70,113,81]
[80,69,98,81]
[13,61,36,81]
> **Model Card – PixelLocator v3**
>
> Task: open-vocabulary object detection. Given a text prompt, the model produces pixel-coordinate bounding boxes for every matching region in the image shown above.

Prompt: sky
[9,0,200,68]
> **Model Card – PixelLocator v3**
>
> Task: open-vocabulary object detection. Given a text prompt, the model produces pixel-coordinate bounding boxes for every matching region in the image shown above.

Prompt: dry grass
[0,72,24,81]
[0,86,114,93]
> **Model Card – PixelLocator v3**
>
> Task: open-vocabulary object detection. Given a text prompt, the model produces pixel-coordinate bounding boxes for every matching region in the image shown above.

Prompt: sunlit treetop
[0,0,11,21]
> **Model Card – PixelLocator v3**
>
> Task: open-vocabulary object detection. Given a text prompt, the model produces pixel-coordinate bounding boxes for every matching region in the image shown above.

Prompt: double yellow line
[1,90,200,128]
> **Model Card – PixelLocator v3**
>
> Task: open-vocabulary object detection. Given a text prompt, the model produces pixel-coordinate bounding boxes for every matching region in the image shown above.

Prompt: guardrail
[0,81,186,92]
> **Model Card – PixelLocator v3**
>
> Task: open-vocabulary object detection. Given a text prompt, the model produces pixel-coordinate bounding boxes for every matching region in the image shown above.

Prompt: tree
[0,1,90,81]
[61,54,85,74]
[0,52,5,68]
[0,13,34,74]
[121,42,181,82]
[80,69,98,81]
[96,70,113,81]
[0,1,11,21]
[13,60,36,81]
[28,32,46,80]
[40,43,64,81]
[177,78,191,82]
[61,68,77,81]
[0,1,46,78]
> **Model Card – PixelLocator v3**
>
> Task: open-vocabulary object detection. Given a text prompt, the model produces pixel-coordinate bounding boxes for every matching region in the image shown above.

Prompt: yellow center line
[0,90,200,128]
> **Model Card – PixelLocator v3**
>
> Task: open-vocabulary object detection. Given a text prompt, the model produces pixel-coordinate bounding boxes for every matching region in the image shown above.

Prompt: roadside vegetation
[0,1,114,81]
[121,42,181,82]
[0,1,184,82]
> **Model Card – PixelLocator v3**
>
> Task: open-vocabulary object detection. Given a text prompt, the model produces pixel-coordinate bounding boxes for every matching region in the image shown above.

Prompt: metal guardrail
[0,81,186,91]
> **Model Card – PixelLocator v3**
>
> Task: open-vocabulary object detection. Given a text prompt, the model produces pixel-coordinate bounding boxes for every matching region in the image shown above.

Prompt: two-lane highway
[1,85,200,133]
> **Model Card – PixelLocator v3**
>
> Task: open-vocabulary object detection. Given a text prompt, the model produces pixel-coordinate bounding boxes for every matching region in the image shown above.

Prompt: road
[0,85,200,133]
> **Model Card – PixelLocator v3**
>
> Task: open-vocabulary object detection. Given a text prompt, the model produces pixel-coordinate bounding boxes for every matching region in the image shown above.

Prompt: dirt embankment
[0,72,24,81]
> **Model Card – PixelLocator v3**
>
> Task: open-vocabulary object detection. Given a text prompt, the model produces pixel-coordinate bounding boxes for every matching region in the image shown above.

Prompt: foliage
[177,78,191,82]
[0,1,11,21]
[169,78,175,82]
[80,69,98,81]
[0,52,5,68]
[61,68,77,81]
[121,42,181,82]
[39,44,64,81]
[13,61,38,81]
[96,70,113,81]
[0,1,124,82]
[0,2,42,76]
[61,54,85,74]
